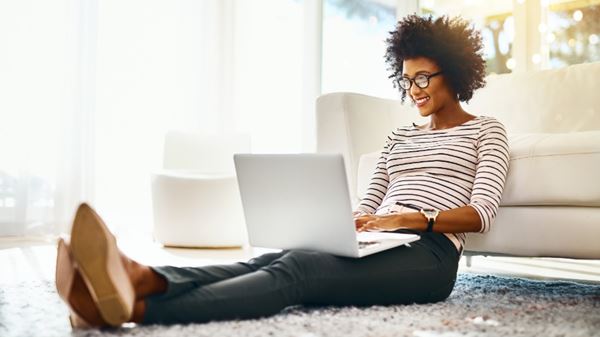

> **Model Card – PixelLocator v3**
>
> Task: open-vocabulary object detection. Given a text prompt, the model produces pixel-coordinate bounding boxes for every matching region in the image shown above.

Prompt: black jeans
[143,230,461,324]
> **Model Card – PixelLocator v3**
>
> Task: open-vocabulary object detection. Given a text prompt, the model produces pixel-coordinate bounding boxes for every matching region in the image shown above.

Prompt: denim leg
[144,249,320,324]
[150,251,287,300]
[143,231,460,325]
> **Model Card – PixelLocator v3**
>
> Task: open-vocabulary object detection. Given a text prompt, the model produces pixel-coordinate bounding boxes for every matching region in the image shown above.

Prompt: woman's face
[402,57,455,117]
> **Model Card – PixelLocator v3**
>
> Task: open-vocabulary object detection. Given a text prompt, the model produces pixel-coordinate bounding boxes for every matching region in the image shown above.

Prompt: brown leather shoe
[69,203,135,326]
[55,238,108,328]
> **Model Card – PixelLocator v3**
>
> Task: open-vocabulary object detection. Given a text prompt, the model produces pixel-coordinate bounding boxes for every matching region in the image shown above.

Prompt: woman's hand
[354,213,405,232]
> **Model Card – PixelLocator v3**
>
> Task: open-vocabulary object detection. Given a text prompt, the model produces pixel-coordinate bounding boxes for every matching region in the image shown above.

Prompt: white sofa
[316,61,600,259]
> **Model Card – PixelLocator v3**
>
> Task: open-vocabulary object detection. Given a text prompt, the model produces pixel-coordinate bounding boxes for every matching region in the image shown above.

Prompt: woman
[55,14,509,328]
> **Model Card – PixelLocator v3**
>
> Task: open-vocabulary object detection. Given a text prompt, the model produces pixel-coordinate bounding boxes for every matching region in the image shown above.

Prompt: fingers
[356,214,399,232]
[356,219,380,232]
[354,215,376,230]
[364,221,382,232]
[355,219,363,231]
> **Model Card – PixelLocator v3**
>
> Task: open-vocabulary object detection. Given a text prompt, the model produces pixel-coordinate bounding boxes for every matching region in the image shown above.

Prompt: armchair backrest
[316,92,423,204]
[163,131,251,175]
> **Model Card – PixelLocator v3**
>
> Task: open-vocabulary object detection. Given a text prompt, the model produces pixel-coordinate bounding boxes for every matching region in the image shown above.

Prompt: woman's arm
[466,118,510,233]
[353,134,394,215]
[355,205,482,233]
[356,117,510,234]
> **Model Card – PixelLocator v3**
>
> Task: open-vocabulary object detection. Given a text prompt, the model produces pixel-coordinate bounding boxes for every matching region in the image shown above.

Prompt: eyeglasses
[399,71,443,90]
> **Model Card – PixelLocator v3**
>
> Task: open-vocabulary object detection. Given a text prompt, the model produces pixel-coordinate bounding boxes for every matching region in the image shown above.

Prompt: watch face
[421,209,438,218]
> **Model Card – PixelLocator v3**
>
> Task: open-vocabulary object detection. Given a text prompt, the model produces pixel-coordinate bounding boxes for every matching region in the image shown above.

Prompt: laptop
[233,153,420,258]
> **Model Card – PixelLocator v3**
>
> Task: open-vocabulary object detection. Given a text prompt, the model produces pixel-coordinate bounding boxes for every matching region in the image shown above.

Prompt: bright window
[546,0,600,68]
[420,0,515,74]
[321,0,399,98]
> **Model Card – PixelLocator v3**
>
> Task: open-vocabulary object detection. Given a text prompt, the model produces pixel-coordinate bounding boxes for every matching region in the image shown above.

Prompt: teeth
[415,96,430,104]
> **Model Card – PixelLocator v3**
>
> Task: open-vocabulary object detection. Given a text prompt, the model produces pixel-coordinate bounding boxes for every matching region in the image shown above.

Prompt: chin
[418,108,433,117]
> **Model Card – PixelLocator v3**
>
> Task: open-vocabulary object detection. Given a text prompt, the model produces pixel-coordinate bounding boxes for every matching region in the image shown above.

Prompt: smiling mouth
[413,96,430,107]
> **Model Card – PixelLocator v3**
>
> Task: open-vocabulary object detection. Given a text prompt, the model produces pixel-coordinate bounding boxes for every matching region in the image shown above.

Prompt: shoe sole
[70,203,135,327]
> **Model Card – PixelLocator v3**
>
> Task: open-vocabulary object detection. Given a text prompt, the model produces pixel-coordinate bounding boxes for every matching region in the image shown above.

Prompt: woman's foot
[56,203,169,328]
[120,251,168,300]
[69,203,136,326]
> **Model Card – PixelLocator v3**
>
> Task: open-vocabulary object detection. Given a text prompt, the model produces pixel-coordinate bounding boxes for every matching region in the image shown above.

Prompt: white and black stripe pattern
[355,116,509,250]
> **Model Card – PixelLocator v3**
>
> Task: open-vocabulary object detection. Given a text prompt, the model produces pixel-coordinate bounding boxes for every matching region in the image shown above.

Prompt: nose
[409,81,423,99]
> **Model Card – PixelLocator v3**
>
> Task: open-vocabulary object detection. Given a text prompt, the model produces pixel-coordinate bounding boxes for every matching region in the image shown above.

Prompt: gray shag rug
[1,273,599,337]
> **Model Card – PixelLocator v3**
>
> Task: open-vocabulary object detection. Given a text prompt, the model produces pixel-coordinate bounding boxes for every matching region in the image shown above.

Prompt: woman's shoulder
[470,115,506,136]
[380,126,412,148]
[477,115,507,131]
[387,125,414,138]
[477,115,504,124]
[475,116,509,146]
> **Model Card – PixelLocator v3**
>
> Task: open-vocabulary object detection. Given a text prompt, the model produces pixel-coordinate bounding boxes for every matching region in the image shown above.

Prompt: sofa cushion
[356,130,600,207]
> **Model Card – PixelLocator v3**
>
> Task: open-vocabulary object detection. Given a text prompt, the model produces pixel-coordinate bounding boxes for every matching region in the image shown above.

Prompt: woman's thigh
[300,231,460,306]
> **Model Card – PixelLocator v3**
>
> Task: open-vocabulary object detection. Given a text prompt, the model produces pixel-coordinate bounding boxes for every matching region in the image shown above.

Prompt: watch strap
[420,208,439,232]
[426,218,435,232]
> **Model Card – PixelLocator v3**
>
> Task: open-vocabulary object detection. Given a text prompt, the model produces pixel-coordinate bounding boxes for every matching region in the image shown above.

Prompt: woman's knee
[246,251,287,268]
[270,250,328,279]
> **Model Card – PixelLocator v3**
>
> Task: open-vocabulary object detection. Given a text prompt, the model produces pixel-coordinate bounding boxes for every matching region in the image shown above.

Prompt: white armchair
[151,131,250,248]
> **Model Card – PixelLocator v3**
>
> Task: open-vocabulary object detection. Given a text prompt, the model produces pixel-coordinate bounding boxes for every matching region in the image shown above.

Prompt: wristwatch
[420,208,440,232]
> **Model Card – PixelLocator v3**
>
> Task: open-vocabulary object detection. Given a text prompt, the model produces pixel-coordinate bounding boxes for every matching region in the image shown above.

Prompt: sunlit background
[1,0,599,237]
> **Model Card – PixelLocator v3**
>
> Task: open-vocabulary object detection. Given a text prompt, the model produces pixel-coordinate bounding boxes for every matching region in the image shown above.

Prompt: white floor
[1,234,600,286]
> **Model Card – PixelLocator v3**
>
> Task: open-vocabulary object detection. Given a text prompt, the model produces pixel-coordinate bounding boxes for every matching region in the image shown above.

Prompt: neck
[428,101,471,130]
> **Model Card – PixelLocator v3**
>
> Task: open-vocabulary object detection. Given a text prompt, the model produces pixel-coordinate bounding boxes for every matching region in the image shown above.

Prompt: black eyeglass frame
[399,71,443,90]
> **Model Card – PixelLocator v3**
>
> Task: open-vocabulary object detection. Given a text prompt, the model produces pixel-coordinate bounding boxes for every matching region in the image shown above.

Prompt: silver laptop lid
[233,153,358,256]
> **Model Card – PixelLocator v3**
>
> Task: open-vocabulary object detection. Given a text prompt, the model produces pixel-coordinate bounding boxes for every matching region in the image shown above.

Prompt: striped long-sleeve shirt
[354,116,510,253]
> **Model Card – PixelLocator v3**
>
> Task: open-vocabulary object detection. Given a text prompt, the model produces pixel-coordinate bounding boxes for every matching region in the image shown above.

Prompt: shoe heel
[69,312,91,329]
[55,238,75,302]
[70,203,135,326]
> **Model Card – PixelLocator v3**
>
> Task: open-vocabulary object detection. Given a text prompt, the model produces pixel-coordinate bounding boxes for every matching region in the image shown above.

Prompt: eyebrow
[402,70,434,77]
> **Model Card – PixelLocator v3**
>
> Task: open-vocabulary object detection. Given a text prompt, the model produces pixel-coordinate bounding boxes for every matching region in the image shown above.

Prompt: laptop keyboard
[358,241,381,250]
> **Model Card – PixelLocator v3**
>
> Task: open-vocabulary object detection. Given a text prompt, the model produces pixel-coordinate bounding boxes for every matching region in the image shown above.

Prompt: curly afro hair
[385,15,486,103]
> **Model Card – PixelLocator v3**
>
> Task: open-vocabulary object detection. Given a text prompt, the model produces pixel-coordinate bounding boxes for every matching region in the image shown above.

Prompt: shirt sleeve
[354,133,393,214]
[468,118,510,233]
